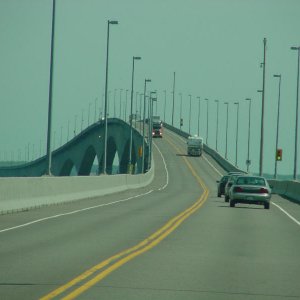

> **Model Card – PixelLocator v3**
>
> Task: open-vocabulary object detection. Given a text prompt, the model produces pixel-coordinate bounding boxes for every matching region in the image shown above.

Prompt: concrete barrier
[0,165,154,214]
[164,123,300,203]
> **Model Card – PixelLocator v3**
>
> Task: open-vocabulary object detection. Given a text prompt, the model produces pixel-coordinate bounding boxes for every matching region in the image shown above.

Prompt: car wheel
[217,192,221,197]
[225,195,229,202]
[264,202,270,209]
[230,200,235,207]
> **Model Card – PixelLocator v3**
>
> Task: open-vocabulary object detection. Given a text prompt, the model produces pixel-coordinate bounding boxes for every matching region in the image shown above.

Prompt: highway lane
[0,129,300,299]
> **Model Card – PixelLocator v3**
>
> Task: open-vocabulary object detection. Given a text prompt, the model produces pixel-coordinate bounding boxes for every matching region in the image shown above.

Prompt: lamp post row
[44,16,298,179]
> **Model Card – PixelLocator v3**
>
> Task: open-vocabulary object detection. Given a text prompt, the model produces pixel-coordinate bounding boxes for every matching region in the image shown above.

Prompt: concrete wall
[268,179,300,203]
[0,165,154,214]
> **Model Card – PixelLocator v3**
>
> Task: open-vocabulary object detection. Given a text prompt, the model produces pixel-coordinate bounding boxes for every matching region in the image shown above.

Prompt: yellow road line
[40,135,210,300]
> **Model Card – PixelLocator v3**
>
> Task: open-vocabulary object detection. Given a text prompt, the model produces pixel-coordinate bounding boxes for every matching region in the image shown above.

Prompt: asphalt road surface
[1,129,300,300]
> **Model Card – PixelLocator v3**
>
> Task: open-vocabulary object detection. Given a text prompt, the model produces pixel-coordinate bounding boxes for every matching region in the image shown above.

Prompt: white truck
[187,135,203,156]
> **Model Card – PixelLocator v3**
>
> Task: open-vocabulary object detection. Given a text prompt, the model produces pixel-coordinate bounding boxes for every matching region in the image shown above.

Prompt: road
[0,129,300,300]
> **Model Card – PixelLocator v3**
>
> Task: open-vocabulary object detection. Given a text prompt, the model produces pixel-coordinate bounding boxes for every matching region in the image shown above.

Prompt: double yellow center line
[40,137,210,300]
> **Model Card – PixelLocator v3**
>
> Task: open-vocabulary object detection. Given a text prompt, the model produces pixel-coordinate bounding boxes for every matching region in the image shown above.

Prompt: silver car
[228,176,272,209]
[224,173,245,202]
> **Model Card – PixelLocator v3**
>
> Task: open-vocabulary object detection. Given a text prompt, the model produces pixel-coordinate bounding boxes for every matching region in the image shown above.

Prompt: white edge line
[153,141,169,191]
[271,201,300,226]
[0,190,154,234]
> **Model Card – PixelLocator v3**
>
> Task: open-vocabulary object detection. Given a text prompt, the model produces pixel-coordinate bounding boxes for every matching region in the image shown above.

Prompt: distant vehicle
[152,122,163,138]
[187,135,203,156]
[228,175,272,209]
[216,175,230,197]
[152,115,162,125]
[224,172,245,202]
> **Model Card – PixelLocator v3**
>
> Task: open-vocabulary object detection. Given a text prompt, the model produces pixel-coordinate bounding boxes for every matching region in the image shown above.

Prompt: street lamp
[258,37,267,176]
[125,89,129,122]
[45,0,57,175]
[88,102,91,125]
[234,102,239,167]
[103,20,118,174]
[128,56,141,174]
[113,89,117,117]
[245,98,252,172]
[172,72,176,126]
[163,90,166,122]
[224,102,229,159]
[74,114,77,136]
[188,94,192,134]
[119,89,123,119]
[81,109,84,131]
[205,98,209,145]
[273,75,282,179]
[215,100,219,151]
[179,93,183,130]
[291,46,300,180]
[197,96,200,136]
[148,92,157,170]
[94,98,97,123]
[142,79,151,173]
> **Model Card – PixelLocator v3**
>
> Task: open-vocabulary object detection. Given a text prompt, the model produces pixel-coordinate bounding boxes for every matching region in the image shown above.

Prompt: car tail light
[234,186,243,193]
[259,188,268,193]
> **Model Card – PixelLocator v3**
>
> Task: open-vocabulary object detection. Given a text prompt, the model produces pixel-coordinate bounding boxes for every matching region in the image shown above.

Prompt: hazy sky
[0,0,300,176]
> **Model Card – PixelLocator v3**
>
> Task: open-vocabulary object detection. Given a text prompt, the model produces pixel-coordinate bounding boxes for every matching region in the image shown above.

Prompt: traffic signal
[180,118,183,127]
[276,148,282,161]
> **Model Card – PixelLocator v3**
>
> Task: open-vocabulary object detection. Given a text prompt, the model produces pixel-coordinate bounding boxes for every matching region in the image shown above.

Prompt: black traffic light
[276,148,282,161]
[180,118,183,127]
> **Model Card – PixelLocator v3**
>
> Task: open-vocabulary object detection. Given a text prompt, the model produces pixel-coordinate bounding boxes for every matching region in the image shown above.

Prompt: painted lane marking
[40,133,209,300]
[153,141,169,191]
[61,191,209,300]
[271,201,300,227]
[0,190,154,234]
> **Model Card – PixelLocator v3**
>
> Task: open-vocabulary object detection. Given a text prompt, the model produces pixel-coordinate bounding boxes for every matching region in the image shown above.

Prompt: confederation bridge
[0,118,149,177]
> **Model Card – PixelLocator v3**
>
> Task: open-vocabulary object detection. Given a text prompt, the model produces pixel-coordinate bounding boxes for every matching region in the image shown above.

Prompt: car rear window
[236,177,266,186]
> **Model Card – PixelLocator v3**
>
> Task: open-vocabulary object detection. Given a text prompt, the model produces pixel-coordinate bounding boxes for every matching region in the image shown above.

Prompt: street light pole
[148,92,157,170]
[273,75,281,178]
[224,102,229,159]
[245,98,252,172]
[291,46,300,180]
[128,56,141,174]
[259,37,267,176]
[113,89,117,117]
[45,0,56,175]
[188,94,192,134]
[142,79,151,173]
[179,93,183,130]
[119,89,123,119]
[125,89,128,122]
[205,98,209,145]
[197,96,200,136]
[215,100,219,151]
[103,20,118,174]
[163,90,166,122]
[172,72,175,126]
[234,102,239,167]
